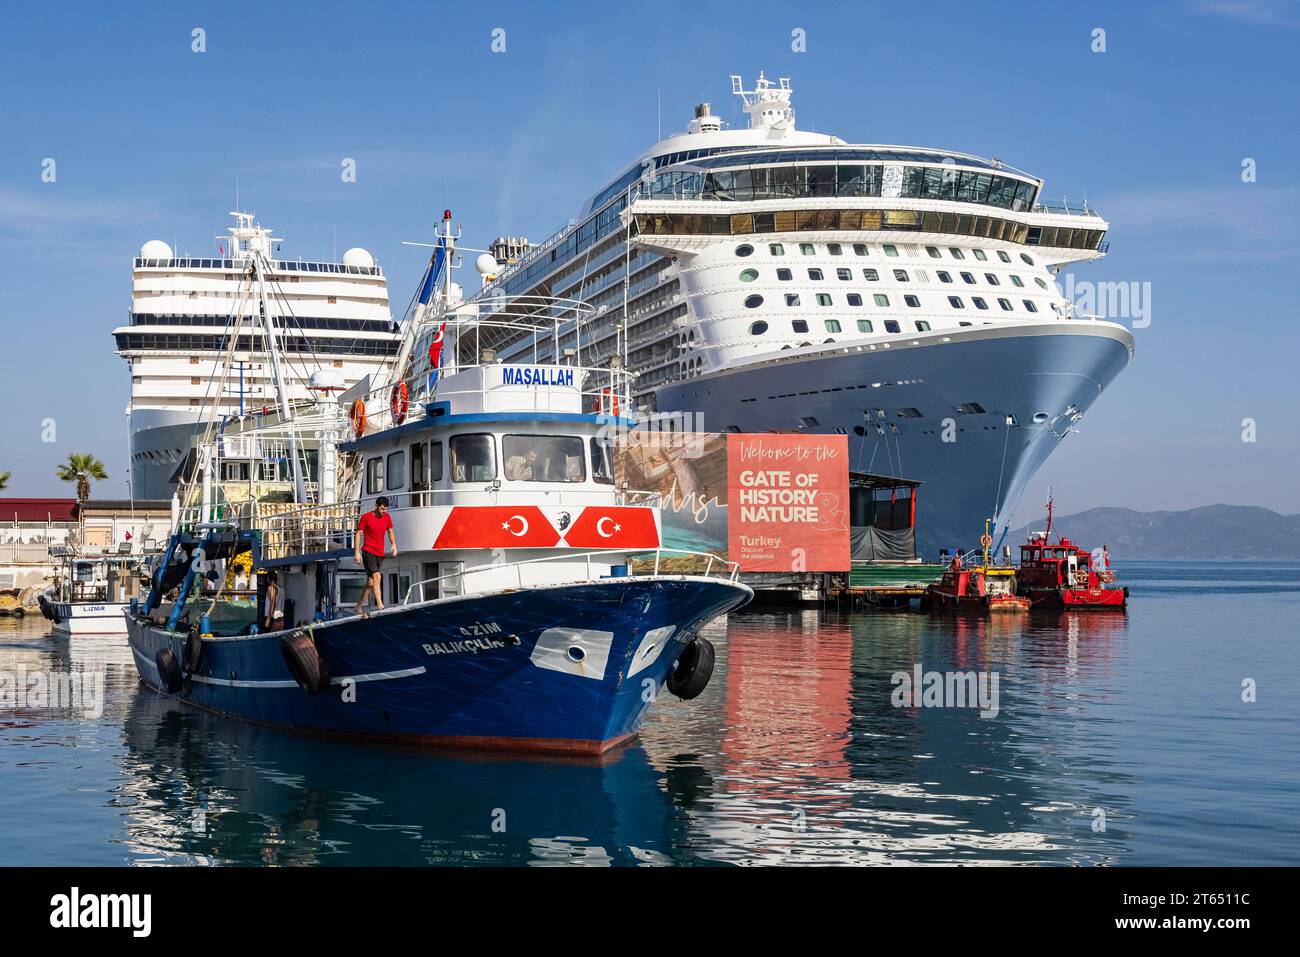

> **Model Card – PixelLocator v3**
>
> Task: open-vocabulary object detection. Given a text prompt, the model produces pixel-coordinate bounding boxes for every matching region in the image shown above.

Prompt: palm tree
[56,453,108,502]
[0,471,9,492]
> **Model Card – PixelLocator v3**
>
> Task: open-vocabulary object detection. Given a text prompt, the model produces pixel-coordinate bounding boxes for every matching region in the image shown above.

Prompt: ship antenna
[1045,490,1054,541]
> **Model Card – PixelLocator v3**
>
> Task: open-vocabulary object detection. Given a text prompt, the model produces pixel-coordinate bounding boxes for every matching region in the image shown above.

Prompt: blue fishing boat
[126,211,752,754]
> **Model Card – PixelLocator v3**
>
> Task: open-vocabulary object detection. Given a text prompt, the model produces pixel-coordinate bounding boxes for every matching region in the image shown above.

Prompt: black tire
[667,637,715,700]
[11,607,24,618]
[155,647,183,694]
[281,629,329,695]
[184,630,204,674]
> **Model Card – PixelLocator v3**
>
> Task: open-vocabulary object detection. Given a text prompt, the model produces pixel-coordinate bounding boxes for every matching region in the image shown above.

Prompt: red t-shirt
[357,511,393,556]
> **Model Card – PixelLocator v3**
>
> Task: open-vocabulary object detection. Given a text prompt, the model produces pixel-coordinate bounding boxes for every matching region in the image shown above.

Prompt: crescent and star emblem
[501,515,530,537]
[595,517,622,538]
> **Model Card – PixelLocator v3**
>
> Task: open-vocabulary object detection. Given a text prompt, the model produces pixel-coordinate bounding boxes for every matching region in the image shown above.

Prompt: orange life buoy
[391,381,409,425]
[599,387,620,417]
[350,399,367,437]
[1101,569,1115,584]
[979,533,992,548]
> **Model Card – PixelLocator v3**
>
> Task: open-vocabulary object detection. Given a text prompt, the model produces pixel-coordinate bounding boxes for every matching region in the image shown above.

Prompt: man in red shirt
[354,496,398,615]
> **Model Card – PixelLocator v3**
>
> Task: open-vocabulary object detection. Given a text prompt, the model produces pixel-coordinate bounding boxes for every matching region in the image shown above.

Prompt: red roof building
[0,498,79,523]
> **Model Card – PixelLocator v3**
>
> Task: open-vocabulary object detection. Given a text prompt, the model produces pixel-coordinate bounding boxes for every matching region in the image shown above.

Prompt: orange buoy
[350,399,367,437]
[391,381,410,425]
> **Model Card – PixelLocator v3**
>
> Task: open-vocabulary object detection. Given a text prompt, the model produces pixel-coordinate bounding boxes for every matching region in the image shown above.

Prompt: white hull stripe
[131,647,425,688]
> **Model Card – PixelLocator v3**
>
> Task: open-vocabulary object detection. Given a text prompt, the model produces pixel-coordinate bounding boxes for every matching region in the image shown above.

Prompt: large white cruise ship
[114,213,399,499]
[476,74,1134,553]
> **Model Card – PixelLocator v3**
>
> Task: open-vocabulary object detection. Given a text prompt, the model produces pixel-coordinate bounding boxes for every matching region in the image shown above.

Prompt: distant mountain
[1006,505,1300,560]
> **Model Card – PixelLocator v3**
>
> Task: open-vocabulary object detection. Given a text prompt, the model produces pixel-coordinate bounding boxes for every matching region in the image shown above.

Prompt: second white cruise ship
[473,73,1134,553]
[115,212,400,499]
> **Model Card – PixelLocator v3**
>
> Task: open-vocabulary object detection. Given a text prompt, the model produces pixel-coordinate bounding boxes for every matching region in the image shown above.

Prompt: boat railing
[391,486,663,510]
[402,547,741,604]
[257,501,361,561]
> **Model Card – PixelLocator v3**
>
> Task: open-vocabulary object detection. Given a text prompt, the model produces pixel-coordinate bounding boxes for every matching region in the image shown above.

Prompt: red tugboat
[1016,498,1128,611]
[924,520,1031,613]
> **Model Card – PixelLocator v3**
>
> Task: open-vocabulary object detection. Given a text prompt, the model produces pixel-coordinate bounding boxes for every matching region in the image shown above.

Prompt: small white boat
[40,549,154,636]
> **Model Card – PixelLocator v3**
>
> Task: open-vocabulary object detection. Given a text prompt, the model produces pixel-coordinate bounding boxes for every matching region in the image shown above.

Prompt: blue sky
[1,0,1297,522]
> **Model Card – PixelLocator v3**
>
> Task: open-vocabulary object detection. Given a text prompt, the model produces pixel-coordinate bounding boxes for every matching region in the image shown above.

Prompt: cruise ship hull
[128,408,204,500]
[655,322,1133,556]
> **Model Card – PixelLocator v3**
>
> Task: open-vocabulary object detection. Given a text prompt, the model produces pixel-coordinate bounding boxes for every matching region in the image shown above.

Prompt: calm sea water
[1,560,1296,866]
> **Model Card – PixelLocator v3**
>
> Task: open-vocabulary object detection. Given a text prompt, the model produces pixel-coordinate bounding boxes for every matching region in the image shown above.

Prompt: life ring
[350,399,367,437]
[979,533,993,548]
[667,637,715,700]
[155,647,183,694]
[281,628,329,695]
[390,381,409,425]
[1101,569,1115,584]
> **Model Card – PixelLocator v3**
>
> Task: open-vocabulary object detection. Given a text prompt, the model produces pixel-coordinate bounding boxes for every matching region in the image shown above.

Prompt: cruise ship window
[785,293,801,306]
[365,457,384,495]
[894,269,909,282]
[591,436,615,485]
[961,272,976,284]
[386,452,406,491]
[739,268,759,282]
[836,268,852,281]
[1021,253,1035,265]
[807,268,823,281]
[749,320,769,335]
[863,268,879,281]
[800,243,816,255]
[883,245,899,257]
[853,244,869,256]
[874,294,890,307]
[769,243,786,256]
[937,271,952,283]
[959,321,973,327]
[503,435,585,483]
[1034,277,1048,289]
[884,320,901,333]
[926,246,942,258]
[847,294,863,306]
[825,320,842,333]
[827,243,843,256]
[973,297,988,309]
[1023,299,1038,312]
[744,295,764,308]
[777,268,793,281]
[1010,275,1025,287]
[857,320,874,333]
[792,320,810,333]
[904,295,921,307]
[985,273,1000,285]
[949,248,965,260]
[450,434,496,483]
[998,298,1013,311]
[915,321,931,331]
[816,293,833,307]
[735,244,754,257]
[948,296,965,309]
[973,249,988,261]
[998,250,1012,263]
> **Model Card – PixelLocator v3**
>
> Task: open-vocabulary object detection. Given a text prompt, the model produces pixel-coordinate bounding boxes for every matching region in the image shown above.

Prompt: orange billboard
[726,434,850,572]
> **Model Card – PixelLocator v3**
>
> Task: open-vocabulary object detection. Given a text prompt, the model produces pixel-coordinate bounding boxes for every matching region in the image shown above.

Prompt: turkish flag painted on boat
[433,506,560,549]
[562,506,660,549]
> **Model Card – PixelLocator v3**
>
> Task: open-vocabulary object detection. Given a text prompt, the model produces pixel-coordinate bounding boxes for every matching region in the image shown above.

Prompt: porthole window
[744,294,764,308]
[874,293,890,307]
[792,319,809,333]
[883,244,899,257]
[1021,253,1035,265]
[739,268,759,282]
[749,320,769,335]
[735,243,754,257]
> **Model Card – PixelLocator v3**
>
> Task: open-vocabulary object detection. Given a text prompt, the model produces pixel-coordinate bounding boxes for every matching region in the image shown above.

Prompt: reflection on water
[1,561,1297,866]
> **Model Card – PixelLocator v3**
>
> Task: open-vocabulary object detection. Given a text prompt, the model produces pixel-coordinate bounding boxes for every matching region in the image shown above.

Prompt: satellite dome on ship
[342,247,374,268]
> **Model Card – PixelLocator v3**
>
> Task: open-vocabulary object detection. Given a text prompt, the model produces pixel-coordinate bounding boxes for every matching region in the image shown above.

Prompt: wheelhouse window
[502,434,585,483]
[386,451,405,491]
[365,456,384,494]
[450,434,496,483]
[591,436,614,485]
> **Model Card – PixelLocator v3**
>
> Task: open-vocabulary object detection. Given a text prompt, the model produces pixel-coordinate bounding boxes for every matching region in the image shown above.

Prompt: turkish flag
[434,506,560,549]
[563,506,659,549]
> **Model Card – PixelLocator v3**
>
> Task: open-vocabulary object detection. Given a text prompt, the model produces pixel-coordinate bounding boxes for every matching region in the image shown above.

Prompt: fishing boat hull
[126,575,751,754]
[1026,586,1128,611]
[923,587,1029,614]
[49,601,131,636]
